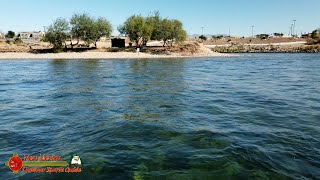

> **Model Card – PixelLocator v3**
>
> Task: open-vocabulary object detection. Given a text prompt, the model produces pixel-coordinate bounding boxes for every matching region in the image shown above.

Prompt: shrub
[199,35,207,41]
[14,37,23,44]
[5,31,15,38]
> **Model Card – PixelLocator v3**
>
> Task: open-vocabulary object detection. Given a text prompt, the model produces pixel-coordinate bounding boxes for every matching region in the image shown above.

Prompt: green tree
[159,19,187,46]
[158,18,173,46]
[147,11,162,41]
[70,13,112,48]
[119,13,187,47]
[91,17,112,48]
[118,15,152,48]
[171,19,187,43]
[44,18,69,50]
[5,31,15,38]
[311,30,318,39]
[70,13,94,47]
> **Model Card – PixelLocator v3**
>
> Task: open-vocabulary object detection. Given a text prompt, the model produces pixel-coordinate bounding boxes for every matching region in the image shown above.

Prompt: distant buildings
[18,31,45,39]
[301,33,312,39]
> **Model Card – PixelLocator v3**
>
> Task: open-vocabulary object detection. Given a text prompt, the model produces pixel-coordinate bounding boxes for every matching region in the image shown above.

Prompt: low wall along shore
[211,45,320,53]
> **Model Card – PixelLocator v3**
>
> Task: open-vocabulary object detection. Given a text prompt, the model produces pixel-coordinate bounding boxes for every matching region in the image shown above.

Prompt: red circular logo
[8,156,23,172]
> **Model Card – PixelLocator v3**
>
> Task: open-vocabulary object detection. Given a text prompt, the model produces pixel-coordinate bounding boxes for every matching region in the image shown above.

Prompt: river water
[0,54,320,179]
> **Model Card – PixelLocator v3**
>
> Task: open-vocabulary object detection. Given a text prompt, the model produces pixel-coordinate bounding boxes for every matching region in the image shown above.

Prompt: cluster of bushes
[45,12,187,50]
[198,35,207,41]
[3,31,23,44]
[5,31,15,38]
[256,34,270,39]
[212,35,224,40]
[273,33,284,37]
[118,11,187,48]
[305,29,320,45]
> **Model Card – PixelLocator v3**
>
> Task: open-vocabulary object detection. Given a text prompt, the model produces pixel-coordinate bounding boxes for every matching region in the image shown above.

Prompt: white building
[18,31,45,39]
[0,32,4,39]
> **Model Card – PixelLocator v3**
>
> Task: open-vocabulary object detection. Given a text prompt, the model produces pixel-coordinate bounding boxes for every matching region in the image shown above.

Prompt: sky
[0,0,319,37]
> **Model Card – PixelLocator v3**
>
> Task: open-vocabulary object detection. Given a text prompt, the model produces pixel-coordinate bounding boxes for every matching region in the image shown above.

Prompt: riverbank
[0,51,231,60]
[211,45,320,53]
[0,41,234,59]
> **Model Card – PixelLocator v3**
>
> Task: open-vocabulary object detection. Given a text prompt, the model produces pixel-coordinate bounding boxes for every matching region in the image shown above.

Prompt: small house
[18,31,45,39]
[111,38,125,48]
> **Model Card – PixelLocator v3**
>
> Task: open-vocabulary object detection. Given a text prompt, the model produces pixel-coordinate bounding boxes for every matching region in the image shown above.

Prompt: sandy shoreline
[0,52,232,60]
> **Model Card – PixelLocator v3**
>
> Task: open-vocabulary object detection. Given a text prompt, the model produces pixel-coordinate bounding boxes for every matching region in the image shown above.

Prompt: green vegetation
[91,17,112,47]
[212,35,224,39]
[70,13,94,47]
[44,18,69,50]
[5,31,15,38]
[158,19,187,46]
[311,30,318,39]
[119,12,187,47]
[69,13,112,48]
[273,33,284,37]
[147,11,162,43]
[42,12,186,51]
[118,15,152,48]
[256,34,269,39]
[45,13,112,50]
[14,37,23,44]
[212,44,320,53]
[199,35,207,41]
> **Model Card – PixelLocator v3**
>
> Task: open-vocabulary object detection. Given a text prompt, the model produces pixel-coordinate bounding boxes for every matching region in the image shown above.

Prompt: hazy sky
[0,0,319,36]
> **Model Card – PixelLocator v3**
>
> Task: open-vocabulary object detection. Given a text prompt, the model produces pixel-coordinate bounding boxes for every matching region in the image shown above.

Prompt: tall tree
[70,13,94,47]
[91,17,112,48]
[147,11,162,41]
[70,14,112,48]
[159,19,187,46]
[44,18,69,50]
[118,15,152,48]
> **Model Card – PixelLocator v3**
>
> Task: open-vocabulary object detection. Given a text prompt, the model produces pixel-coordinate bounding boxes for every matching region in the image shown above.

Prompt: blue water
[0,54,320,179]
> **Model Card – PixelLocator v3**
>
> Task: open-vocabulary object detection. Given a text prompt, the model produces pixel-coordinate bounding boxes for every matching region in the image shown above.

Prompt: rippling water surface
[0,54,320,179]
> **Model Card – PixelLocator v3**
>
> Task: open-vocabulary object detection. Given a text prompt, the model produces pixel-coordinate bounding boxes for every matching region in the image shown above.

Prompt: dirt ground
[0,37,308,53]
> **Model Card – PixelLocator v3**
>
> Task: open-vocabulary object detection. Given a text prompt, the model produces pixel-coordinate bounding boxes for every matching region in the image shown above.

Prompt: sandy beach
[0,51,231,60]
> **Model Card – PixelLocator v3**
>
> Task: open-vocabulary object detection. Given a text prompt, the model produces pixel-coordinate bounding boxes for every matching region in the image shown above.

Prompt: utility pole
[293,20,296,37]
[289,26,291,36]
[201,27,204,35]
[251,26,254,38]
[229,27,231,37]
[290,24,293,36]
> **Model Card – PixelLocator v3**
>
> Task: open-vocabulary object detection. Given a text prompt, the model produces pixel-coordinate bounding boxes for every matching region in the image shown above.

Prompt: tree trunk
[163,39,167,47]
[142,40,147,47]
[70,40,74,49]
